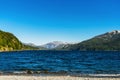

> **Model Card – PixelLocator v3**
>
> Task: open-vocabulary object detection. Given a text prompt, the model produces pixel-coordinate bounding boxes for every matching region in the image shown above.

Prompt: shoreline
[0,74,120,80]
[0,72,120,78]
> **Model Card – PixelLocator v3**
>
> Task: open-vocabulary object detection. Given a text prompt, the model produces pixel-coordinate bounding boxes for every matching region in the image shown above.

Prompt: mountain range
[62,30,120,51]
[40,41,69,49]
[0,30,120,51]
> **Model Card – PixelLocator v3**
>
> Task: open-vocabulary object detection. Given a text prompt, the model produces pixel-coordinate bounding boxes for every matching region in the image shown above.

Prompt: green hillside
[62,30,120,51]
[0,30,38,51]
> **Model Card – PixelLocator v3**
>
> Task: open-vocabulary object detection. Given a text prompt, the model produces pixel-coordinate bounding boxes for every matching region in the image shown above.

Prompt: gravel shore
[0,75,120,80]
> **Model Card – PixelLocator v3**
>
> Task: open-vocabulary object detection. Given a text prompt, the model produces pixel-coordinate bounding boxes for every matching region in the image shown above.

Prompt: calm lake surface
[0,50,120,74]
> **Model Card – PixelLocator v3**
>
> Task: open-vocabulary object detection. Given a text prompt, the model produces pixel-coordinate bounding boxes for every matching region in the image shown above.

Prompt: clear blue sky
[0,0,120,45]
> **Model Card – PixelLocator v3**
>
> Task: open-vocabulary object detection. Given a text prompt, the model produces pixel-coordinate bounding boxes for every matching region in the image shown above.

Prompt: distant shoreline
[0,49,41,53]
[0,49,120,53]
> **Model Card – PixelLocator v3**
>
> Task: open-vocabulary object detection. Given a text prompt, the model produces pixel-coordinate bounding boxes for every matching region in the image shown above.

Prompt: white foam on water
[89,74,120,77]
[13,71,27,74]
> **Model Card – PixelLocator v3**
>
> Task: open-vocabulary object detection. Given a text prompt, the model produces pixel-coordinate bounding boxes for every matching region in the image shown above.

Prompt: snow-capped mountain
[63,30,120,51]
[41,41,68,49]
[95,30,120,40]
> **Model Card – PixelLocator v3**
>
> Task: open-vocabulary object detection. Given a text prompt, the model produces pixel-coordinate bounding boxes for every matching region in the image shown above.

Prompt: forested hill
[62,30,120,51]
[0,30,38,51]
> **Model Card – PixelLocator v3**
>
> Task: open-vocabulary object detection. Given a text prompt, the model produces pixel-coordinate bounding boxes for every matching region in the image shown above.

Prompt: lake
[0,50,120,75]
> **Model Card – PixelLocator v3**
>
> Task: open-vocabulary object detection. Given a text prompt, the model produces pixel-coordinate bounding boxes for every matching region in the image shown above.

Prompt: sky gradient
[0,0,120,45]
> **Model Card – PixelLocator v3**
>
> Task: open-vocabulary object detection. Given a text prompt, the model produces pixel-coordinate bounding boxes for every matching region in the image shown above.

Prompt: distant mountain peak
[41,41,68,49]
[63,30,120,51]
[94,30,120,39]
[108,30,120,34]
[50,41,65,44]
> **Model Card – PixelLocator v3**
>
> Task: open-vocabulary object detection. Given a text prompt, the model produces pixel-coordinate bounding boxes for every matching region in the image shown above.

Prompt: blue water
[0,50,120,74]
